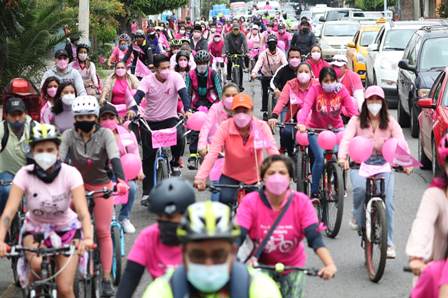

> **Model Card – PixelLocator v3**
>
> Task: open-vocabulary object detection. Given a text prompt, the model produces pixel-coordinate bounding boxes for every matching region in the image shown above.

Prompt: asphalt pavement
[0,75,434,298]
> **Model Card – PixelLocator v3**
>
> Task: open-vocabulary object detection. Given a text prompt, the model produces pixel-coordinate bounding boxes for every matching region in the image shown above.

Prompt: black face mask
[268,44,277,52]
[158,220,180,246]
[302,27,310,34]
[75,121,96,133]
[30,160,62,184]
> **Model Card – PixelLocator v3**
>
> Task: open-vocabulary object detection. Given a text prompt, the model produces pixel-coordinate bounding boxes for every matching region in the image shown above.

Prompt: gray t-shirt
[60,127,119,185]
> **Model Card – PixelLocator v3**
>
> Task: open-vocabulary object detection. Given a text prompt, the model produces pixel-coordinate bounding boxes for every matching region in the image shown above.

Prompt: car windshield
[359,31,378,46]
[420,37,448,71]
[382,29,415,50]
[327,11,349,21]
[323,24,359,36]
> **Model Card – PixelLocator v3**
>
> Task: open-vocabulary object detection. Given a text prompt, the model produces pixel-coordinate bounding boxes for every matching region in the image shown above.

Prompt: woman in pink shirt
[40,76,60,124]
[100,62,139,107]
[194,93,279,206]
[338,86,411,258]
[236,155,336,297]
[306,45,329,79]
[297,67,358,201]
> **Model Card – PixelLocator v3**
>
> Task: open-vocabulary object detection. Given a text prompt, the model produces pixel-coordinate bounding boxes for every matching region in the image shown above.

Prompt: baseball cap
[365,86,385,100]
[232,23,240,30]
[99,103,118,117]
[267,34,278,43]
[6,97,26,114]
[330,54,348,67]
[300,20,310,26]
[232,93,253,110]
[54,49,68,59]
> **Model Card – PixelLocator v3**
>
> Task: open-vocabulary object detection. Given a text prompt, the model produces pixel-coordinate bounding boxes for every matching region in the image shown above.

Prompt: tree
[354,0,396,10]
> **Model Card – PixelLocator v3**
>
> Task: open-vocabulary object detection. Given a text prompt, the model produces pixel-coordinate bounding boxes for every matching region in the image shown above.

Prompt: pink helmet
[438,134,448,167]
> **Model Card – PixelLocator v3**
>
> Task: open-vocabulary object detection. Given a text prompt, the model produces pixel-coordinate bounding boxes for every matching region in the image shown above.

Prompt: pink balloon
[317,130,337,150]
[336,131,345,145]
[295,131,309,146]
[382,138,407,163]
[120,153,142,180]
[186,111,207,131]
[348,136,373,163]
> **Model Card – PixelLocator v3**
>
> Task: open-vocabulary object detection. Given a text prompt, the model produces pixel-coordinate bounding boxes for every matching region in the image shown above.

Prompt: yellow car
[346,23,383,81]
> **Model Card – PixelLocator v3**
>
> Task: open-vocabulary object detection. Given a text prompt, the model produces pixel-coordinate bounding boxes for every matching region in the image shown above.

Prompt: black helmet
[149,177,195,215]
[194,50,210,64]
[176,50,190,62]
[76,43,90,52]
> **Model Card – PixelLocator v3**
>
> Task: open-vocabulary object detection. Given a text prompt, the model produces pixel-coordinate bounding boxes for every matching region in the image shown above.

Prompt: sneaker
[349,218,359,230]
[171,166,182,176]
[101,279,115,297]
[387,246,396,259]
[262,112,268,121]
[121,219,136,234]
[310,193,320,207]
[141,195,150,207]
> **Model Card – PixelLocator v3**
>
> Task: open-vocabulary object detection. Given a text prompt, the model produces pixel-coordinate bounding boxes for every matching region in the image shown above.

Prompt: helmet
[76,43,90,52]
[119,33,130,42]
[251,24,259,30]
[438,134,448,167]
[177,201,240,242]
[30,124,61,146]
[194,50,210,64]
[149,177,195,215]
[170,39,182,47]
[176,50,190,62]
[267,34,278,44]
[72,95,100,117]
[134,30,145,38]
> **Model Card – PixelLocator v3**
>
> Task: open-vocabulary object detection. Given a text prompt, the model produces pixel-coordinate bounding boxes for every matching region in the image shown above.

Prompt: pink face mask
[289,58,300,68]
[56,58,68,70]
[178,60,188,68]
[223,96,233,110]
[115,68,126,77]
[265,173,290,195]
[233,113,252,128]
[297,72,311,84]
[101,119,118,130]
[47,87,57,98]
[159,69,171,80]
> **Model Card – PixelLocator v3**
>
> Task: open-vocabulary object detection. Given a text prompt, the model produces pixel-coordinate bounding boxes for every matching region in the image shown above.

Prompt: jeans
[280,125,296,156]
[260,76,273,112]
[118,180,137,221]
[210,180,220,202]
[308,134,325,195]
[0,172,14,216]
[218,175,241,207]
[350,169,395,246]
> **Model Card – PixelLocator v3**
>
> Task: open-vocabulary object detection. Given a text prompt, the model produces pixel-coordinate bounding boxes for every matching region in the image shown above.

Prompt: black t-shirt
[272,64,297,91]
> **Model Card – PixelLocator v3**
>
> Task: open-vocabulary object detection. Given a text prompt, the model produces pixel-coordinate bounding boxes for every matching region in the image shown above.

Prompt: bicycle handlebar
[275,122,296,128]
[6,245,76,257]
[85,185,117,201]
[403,266,413,273]
[253,263,319,276]
[207,183,260,193]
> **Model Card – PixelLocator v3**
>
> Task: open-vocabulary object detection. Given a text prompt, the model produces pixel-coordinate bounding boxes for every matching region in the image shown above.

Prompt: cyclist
[0,123,93,297]
[246,24,262,69]
[0,98,38,215]
[330,54,364,111]
[70,43,100,96]
[270,47,302,98]
[122,29,154,76]
[290,19,316,57]
[236,155,337,297]
[108,33,133,68]
[185,50,223,170]
[40,76,60,124]
[133,54,191,205]
[194,93,279,206]
[60,95,128,296]
[224,23,248,91]
[276,23,291,52]
[41,49,87,96]
[306,45,329,79]
[297,67,358,203]
[208,33,225,67]
[173,50,192,79]
[175,24,187,39]
[142,200,282,298]
[251,34,287,120]
[52,82,77,133]
[147,30,163,55]
[190,24,208,52]
[100,62,139,107]
[261,22,274,48]
[116,177,195,297]
[269,62,315,156]
[338,86,411,259]
[406,134,448,275]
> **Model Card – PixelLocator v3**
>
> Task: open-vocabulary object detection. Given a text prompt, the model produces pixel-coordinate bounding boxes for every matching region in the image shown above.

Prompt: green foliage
[437,2,448,18]
[126,0,189,18]
[354,0,396,10]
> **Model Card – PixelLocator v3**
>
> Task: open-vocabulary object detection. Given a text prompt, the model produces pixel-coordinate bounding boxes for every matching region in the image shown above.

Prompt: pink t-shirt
[340,70,363,96]
[138,71,186,121]
[40,101,55,124]
[411,260,448,298]
[13,163,83,226]
[236,191,318,267]
[111,78,128,105]
[127,224,182,278]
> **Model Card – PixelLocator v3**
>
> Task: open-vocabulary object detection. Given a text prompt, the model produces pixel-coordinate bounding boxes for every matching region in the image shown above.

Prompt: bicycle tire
[111,225,122,286]
[322,162,344,238]
[232,66,240,89]
[364,200,387,282]
[156,158,169,183]
[8,216,21,286]
[295,150,308,193]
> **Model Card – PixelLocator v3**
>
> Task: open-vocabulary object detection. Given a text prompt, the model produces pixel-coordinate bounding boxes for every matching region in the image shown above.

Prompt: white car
[319,21,360,60]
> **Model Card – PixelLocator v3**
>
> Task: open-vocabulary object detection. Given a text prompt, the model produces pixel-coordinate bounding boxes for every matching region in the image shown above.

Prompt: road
[0,76,433,298]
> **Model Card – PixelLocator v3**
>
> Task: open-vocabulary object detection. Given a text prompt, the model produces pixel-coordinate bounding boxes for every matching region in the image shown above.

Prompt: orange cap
[231,93,254,110]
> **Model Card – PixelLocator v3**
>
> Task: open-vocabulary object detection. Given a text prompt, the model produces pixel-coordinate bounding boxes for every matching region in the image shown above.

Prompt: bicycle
[207,183,260,216]
[110,202,125,286]
[228,53,245,90]
[212,56,226,87]
[252,75,276,121]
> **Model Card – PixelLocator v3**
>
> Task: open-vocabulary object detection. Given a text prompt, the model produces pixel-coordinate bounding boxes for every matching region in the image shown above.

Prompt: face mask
[265,173,290,195]
[311,52,321,61]
[187,262,230,293]
[223,96,233,110]
[62,94,75,106]
[252,30,258,35]
[211,28,216,33]
[179,30,186,35]
[159,69,171,80]
[34,152,57,171]
[322,82,337,93]
[115,68,127,77]
[101,119,118,130]
[289,58,300,68]
[178,60,188,68]
[268,43,276,52]
[119,44,128,51]
[213,37,221,42]
[196,65,208,74]
[56,59,68,70]
[367,103,382,116]
[78,53,88,61]
[297,72,311,84]
[279,29,284,34]
[8,120,25,130]
[302,27,310,33]
[333,67,343,78]
[233,113,252,128]
[158,220,180,246]
[74,120,96,133]
[193,32,202,39]
[47,87,57,98]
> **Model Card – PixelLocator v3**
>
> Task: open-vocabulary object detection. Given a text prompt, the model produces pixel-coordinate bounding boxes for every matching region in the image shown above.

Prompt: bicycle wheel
[156,158,169,183]
[364,200,387,282]
[111,225,122,286]
[232,65,240,89]
[295,150,308,194]
[321,162,344,238]
[8,216,21,286]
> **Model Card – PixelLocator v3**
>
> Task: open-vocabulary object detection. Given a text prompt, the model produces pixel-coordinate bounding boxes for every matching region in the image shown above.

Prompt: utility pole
[384,0,387,13]
[79,0,90,41]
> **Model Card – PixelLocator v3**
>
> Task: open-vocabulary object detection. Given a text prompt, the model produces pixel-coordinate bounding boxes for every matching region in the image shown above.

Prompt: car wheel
[432,141,440,177]
[419,133,431,169]
[397,98,410,127]
[410,101,419,138]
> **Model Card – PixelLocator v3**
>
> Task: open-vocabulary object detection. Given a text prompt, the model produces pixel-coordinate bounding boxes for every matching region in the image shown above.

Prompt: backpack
[0,120,35,154]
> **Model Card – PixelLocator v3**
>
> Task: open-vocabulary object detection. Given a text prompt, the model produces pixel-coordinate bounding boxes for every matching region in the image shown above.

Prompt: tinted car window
[383,29,416,50]
[323,24,359,36]
[360,31,378,46]
[420,37,448,71]
[327,11,349,21]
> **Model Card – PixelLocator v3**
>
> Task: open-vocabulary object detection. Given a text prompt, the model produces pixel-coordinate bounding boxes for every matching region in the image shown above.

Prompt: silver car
[320,21,360,60]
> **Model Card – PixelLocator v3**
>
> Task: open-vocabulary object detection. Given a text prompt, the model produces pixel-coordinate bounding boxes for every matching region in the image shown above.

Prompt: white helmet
[252,24,259,30]
[72,95,100,117]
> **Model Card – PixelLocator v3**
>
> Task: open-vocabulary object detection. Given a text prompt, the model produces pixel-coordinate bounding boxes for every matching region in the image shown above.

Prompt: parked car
[319,8,362,22]
[417,67,448,175]
[397,24,448,138]
[319,20,360,60]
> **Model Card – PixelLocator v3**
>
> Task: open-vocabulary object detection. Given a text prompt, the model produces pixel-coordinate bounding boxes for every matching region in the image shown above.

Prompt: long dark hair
[40,76,60,103]
[318,67,336,84]
[52,82,77,115]
[359,96,389,130]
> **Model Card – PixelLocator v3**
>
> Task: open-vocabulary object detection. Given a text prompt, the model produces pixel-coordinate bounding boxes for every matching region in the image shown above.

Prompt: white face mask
[367,103,382,116]
[62,94,75,106]
[34,152,57,171]
[78,53,88,61]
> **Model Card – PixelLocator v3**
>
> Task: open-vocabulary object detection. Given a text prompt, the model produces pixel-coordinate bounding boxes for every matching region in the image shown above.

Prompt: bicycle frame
[365,175,386,242]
